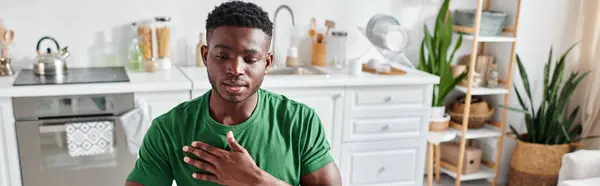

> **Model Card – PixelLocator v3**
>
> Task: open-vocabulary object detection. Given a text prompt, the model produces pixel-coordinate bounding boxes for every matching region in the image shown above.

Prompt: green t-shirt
[126,89,334,186]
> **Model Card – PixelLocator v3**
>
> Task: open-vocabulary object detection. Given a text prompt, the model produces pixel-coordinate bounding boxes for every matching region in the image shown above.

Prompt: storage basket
[453,9,507,36]
[507,134,571,186]
[448,96,494,129]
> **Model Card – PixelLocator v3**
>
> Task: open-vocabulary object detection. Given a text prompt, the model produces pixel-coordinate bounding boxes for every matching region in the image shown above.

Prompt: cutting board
[362,64,406,75]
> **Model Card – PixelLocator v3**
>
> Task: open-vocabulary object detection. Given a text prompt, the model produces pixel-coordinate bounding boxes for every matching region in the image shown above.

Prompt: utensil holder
[311,42,327,67]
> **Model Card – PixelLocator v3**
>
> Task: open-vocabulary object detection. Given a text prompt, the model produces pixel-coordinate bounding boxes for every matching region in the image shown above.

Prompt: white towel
[119,98,151,155]
[66,121,114,157]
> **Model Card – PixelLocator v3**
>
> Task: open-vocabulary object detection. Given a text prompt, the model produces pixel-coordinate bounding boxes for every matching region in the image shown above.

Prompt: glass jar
[327,31,348,69]
[154,17,172,70]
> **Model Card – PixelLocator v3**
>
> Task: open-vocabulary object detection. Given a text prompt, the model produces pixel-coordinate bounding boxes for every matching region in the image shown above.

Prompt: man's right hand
[125,180,144,186]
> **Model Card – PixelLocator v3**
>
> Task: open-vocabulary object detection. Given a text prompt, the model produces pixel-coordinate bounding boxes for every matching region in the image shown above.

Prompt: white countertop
[179,64,440,90]
[0,67,192,97]
[0,64,439,98]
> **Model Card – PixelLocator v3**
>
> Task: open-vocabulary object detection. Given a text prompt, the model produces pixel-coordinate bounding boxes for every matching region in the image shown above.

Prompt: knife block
[440,142,482,174]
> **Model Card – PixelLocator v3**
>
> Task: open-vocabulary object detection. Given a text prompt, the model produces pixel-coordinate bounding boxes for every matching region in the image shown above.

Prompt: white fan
[357,14,416,69]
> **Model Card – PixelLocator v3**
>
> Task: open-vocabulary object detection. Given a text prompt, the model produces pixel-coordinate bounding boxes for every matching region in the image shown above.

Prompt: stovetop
[12,67,130,86]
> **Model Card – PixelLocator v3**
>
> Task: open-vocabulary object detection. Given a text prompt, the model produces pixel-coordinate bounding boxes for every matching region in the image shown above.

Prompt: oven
[13,93,138,186]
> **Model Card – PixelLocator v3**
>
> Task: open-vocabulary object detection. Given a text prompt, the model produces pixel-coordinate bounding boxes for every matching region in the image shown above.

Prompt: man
[125,1,342,186]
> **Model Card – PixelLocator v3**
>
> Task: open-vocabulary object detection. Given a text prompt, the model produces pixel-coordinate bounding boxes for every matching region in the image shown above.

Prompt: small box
[440,142,482,174]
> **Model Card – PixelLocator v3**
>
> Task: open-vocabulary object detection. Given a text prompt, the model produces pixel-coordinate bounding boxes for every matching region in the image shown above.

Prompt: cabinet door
[135,91,191,120]
[264,88,344,162]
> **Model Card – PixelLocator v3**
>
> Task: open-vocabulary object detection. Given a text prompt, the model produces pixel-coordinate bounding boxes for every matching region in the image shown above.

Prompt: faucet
[271,5,295,68]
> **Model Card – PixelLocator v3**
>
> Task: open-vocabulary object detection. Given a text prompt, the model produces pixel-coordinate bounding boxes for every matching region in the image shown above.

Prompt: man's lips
[222,83,248,94]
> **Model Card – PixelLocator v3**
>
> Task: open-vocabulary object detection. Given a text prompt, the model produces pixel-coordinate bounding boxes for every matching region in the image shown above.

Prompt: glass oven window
[38,121,117,171]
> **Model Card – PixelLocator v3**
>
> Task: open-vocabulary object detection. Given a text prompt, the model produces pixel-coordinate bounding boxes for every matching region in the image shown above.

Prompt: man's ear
[265,52,273,73]
[201,45,208,67]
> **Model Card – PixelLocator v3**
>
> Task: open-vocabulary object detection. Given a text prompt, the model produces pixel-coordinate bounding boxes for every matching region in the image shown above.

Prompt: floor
[422,175,505,186]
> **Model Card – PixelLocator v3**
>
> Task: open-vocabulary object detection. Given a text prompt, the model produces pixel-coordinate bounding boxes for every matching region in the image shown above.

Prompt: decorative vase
[507,134,571,186]
[429,114,450,132]
[431,106,446,119]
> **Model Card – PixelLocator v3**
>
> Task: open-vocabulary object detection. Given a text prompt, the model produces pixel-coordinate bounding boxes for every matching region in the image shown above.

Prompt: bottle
[285,46,298,67]
[487,63,498,88]
[196,32,206,67]
[128,23,143,72]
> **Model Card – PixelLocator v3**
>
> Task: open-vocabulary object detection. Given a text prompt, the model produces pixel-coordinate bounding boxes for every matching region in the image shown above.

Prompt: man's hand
[183,131,290,186]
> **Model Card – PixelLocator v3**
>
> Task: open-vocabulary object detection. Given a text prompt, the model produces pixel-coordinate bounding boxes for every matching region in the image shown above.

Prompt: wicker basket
[453,9,507,36]
[448,96,494,129]
[507,134,571,186]
[429,114,450,132]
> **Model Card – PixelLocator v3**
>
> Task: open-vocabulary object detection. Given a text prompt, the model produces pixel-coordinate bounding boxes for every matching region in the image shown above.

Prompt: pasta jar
[154,16,172,70]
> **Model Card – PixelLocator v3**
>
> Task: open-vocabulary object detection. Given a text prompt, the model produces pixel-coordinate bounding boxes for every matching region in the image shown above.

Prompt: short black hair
[205,1,273,38]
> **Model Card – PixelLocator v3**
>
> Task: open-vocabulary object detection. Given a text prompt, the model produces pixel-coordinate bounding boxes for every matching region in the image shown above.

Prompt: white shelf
[454,85,509,95]
[462,34,516,42]
[449,124,502,139]
[440,164,495,181]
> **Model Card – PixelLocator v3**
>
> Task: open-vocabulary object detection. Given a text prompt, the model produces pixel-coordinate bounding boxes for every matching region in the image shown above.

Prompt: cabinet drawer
[344,114,426,142]
[341,139,426,186]
[353,86,425,108]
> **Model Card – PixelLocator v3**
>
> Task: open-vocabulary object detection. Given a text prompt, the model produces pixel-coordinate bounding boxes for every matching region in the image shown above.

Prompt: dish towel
[119,98,151,155]
[66,121,114,157]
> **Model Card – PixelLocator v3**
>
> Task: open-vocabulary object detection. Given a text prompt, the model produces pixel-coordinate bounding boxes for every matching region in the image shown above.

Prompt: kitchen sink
[266,66,329,76]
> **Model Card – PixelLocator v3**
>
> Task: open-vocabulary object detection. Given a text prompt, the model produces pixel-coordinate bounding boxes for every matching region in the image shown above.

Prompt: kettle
[33,36,70,76]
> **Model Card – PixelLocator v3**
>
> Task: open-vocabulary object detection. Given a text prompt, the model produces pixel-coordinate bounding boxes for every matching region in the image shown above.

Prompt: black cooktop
[13,67,130,86]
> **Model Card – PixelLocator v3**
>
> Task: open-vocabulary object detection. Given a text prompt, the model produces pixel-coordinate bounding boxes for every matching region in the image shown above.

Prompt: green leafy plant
[418,0,468,107]
[501,44,591,145]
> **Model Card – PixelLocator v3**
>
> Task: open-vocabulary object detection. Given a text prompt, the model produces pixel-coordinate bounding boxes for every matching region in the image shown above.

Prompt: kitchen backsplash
[0,0,453,69]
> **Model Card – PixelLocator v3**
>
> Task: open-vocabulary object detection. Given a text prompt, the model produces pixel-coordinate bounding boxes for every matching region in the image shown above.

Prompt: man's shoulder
[260,89,317,116]
[152,93,206,128]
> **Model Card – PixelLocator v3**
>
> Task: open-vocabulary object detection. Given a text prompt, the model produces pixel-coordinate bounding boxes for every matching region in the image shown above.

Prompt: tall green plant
[418,0,468,107]
[501,44,590,145]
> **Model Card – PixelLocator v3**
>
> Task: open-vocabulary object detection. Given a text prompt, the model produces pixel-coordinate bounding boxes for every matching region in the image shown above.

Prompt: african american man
[125,1,342,186]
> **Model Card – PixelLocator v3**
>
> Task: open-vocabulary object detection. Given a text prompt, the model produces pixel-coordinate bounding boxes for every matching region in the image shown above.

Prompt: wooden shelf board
[448,124,502,139]
[454,85,509,95]
[440,163,495,181]
[462,33,516,43]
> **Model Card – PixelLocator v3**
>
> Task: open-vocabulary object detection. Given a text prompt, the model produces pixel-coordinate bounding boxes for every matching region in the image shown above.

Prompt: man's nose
[227,57,245,76]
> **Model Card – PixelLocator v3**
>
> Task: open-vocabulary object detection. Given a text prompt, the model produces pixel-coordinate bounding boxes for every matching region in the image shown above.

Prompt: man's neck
[208,90,259,126]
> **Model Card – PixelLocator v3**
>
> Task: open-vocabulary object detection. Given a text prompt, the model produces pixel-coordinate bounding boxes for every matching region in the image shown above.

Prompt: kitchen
[0,0,490,186]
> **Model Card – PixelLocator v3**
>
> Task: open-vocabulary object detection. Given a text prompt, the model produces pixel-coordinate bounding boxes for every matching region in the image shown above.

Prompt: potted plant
[418,0,468,131]
[502,44,592,186]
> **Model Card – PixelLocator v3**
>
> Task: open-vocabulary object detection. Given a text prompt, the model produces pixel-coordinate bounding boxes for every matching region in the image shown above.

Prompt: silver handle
[382,124,392,131]
[378,167,385,174]
[385,96,394,103]
[39,125,66,133]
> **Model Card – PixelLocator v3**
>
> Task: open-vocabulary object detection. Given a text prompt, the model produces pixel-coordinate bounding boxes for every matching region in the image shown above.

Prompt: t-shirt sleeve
[126,119,174,186]
[300,108,334,176]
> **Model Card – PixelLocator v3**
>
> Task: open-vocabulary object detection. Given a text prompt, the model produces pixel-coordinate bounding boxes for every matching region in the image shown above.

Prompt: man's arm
[298,108,342,186]
[124,119,174,186]
[300,163,342,185]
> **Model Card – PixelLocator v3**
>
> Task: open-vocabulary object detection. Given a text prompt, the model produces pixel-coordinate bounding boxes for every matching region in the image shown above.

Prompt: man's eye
[215,54,228,60]
[244,58,259,63]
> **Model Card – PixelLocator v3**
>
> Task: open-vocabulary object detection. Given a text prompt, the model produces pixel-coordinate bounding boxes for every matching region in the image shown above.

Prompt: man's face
[201,26,272,103]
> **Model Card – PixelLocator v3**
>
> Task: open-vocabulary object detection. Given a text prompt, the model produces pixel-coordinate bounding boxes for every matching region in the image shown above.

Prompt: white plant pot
[430,106,446,119]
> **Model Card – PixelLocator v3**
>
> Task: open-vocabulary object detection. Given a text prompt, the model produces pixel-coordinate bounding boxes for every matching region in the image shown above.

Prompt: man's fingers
[183,145,219,164]
[227,131,246,153]
[192,173,222,184]
[192,141,228,157]
[183,156,217,173]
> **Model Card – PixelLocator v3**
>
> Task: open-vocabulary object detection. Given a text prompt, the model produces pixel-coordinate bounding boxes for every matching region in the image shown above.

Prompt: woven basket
[429,114,450,132]
[507,134,571,186]
[448,96,494,129]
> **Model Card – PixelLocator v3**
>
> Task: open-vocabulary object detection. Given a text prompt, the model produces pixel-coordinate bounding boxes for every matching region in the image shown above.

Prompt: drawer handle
[378,167,386,174]
[382,124,392,131]
[384,96,394,103]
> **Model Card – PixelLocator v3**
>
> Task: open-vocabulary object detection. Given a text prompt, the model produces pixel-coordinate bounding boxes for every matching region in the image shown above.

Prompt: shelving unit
[437,0,523,186]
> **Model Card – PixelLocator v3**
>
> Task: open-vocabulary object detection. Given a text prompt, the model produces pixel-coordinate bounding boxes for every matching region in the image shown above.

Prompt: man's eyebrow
[213,44,232,50]
[243,49,260,54]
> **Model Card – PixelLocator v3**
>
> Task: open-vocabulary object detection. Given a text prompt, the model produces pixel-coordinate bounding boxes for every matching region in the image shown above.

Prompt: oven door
[16,108,140,186]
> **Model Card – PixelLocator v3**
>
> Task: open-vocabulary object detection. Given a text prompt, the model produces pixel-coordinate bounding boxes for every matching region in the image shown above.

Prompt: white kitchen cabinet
[135,91,191,120]
[0,98,19,186]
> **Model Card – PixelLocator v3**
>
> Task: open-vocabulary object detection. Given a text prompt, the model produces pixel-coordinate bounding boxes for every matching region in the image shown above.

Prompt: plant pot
[431,106,446,119]
[429,114,450,132]
[507,134,571,186]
